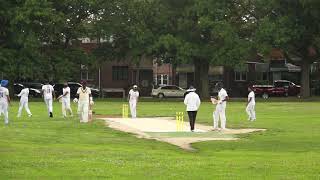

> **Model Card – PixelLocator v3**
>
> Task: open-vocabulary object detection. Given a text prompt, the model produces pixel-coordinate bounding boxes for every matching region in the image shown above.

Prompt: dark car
[21,82,44,91]
[53,82,100,98]
[252,80,301,99]
[14,83,42,98]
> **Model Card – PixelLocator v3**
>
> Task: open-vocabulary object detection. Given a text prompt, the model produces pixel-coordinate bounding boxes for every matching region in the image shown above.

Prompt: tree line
[0,0,319,97]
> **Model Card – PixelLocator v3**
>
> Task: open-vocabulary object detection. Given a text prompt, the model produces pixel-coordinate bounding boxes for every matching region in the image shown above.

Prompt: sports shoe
[49,112,53,118]
[28,114,32,117]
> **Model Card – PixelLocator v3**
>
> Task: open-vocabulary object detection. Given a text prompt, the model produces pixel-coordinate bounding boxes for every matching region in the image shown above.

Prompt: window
[155,74,169,85]
[112,66,128,81]
[234,71,247,81]
[256,72,269,81]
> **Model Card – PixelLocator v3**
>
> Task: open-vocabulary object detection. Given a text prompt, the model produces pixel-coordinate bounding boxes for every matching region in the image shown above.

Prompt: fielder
[246,86,256,121]
[0,80,11,125]
[57,82,73,118]
[128,85,139,118]
[212,82,229,130]
[76,81,93,123]
[42,82,55,117]
[17,86,32,117]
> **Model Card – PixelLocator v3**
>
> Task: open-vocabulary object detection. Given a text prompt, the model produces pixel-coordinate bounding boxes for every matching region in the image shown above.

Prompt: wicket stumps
[176,112,184,131]
[122,104,129,118]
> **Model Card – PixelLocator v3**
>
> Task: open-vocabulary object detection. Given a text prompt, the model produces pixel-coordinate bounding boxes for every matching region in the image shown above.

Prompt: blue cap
[1,80,9,87]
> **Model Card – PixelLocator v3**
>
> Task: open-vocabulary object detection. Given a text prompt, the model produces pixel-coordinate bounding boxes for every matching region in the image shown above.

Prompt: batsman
[76,80,94,123]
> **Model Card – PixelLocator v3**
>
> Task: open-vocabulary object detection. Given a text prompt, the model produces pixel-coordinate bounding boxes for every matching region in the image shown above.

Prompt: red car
[252,80,300,99]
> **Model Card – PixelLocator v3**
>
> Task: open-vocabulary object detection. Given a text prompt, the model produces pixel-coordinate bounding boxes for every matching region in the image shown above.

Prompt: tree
[149,0,251,97]
[253,0,320,97]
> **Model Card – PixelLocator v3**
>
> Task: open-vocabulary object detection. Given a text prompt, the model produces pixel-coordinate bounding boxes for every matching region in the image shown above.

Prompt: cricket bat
[88,103,93,122]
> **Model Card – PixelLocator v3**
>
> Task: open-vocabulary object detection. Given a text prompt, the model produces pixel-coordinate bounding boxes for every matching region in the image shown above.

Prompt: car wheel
[158,93,165,99]
[262,93,269,99]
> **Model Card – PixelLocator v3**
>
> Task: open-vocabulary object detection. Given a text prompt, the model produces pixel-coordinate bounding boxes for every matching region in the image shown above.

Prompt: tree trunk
[301,59,311,98]
[194,59,209,98]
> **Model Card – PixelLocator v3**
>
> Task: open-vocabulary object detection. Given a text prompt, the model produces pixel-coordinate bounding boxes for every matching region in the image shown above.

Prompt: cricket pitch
[100,117,266,150]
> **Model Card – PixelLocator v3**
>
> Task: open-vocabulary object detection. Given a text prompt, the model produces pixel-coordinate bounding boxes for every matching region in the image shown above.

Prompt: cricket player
[17,86,32,117]
[42,82,55,117]
[128,85,139,118]
[76,80,93,123]
[57,82,73,118]
[212,82,229,130]
[184,86,201,132]
[0,80,10,125]
[246,86,256,121]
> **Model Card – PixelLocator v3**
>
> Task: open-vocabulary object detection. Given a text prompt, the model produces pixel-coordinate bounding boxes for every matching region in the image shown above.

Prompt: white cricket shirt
[184,91,201,111]
[42,84,54,99]
[18,88,29,100]
[77,87,91,102]
[218,88,228,106]
[0,87,9,103]
[62,87,71,100]
[248,91,255,105]
[129,89,139,102]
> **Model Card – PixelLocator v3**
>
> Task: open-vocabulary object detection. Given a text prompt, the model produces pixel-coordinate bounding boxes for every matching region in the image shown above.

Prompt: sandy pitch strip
[100,117,266,150]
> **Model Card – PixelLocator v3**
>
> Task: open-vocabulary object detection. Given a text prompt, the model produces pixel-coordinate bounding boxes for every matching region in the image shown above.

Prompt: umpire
[183,86,201,132]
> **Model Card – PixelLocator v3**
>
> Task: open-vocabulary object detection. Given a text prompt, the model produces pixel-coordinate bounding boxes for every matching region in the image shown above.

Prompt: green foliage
[0,100,320,178]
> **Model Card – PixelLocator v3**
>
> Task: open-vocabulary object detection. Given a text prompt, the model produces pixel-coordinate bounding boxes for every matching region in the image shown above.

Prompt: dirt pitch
[99,117,266,150]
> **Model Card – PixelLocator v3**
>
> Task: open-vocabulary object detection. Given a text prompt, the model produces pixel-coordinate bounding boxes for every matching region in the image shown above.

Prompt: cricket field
[0,99,319,179]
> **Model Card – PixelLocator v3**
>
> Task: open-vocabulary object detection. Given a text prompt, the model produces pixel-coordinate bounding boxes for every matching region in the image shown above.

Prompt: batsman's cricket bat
[210,97,218,104]
[88,104,93,122]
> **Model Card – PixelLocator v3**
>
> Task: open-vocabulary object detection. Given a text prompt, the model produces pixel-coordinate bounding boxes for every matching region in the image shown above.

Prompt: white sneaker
[28,114,32,117]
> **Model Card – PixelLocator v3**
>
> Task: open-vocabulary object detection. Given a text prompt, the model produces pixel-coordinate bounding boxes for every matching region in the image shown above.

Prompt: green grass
[0,99,320,179]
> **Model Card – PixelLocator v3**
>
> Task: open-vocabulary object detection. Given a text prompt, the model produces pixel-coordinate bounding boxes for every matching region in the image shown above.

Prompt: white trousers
[213,104,227,129]
[129,101,137,118]
[62,98,72,117]
[0,101,9,124]
[18,98,32,117]
[78,101,89,123]
[246,103,256,120]
[44,98,53,115]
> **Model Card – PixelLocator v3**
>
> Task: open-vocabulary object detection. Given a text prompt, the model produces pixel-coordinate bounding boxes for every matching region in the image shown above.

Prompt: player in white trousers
[0,80,11,125]
[246,86,256,121]
[212,82,229,130]
[17,86,32,117]
[57,82,73,118]
[42,82,55,117]
[128,85,139,118]
[76,81,93,123]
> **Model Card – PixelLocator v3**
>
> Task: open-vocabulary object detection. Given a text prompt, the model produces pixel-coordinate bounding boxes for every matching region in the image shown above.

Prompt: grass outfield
[0,99,319,179]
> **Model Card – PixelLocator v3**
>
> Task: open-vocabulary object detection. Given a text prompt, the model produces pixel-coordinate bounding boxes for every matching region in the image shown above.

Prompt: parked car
[21,82,44,91]
[53,82,100,98]
[151,85,187,98]
[13,83,42,98]
[252,80,301,99]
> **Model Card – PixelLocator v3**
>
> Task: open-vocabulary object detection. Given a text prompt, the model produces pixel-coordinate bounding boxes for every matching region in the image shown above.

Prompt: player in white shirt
[76,81,93,123]
[212,82,229,130]
[57,82,73,118]
[246,86,256,121]
[184,86,201,132]
[0,80,11,125]
[128,85,139,118]
[42,82,55,117]
[17,86,32,117]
